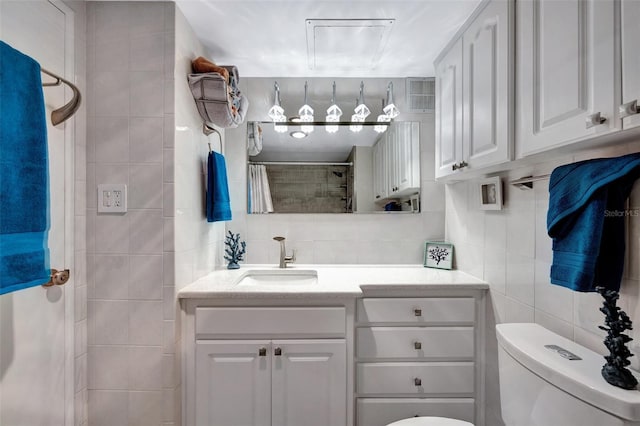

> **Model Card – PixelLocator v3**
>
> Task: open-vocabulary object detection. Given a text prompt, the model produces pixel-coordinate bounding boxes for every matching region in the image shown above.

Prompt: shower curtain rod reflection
[249,161,353,166]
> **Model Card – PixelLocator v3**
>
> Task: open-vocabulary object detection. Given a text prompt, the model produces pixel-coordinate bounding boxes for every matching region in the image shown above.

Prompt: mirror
[247,121,421,214]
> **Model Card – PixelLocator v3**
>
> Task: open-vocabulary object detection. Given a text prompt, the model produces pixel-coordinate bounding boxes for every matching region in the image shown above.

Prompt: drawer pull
[414,377,422,386]
[585,112,606,129]
[274,347,282,356]
[620,100,640,118]
[414,341,422,350]
[258,347,267,357]
[414,308,422,317]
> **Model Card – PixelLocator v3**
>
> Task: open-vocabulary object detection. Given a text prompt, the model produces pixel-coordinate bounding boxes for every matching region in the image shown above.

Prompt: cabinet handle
[458,161,468,169]
[452,163,459,171]
[414,308,422,317]
[414,377,422,386]
[274,347,282,356]
[585,112,606,129]
[376,195,381,199]
[258,347,267,357]
[620,100,640,119]
[414,341,422,350]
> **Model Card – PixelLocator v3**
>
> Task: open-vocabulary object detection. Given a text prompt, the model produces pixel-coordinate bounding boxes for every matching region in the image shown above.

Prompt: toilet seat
[386,416,474,426]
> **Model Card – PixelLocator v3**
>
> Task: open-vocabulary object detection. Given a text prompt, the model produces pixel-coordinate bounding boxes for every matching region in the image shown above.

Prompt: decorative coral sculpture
[597,286,638,390]
[224,230,246,270]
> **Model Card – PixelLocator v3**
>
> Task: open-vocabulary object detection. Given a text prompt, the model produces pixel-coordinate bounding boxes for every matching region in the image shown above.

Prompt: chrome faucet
[273,236,295,268]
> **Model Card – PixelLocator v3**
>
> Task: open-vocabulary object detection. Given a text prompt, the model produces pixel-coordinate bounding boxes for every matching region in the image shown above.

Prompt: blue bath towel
[0,41,51,295]
[206,151,232,222]
[547,152,640,292]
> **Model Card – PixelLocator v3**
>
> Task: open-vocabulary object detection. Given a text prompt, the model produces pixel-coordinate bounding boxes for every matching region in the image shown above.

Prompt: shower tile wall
[445,140,640,426]
[86,3,179,425]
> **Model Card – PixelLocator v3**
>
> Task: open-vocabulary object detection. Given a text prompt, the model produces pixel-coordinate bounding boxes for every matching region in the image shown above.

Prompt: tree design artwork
[597,286,638,390]
[428,246,450,265]
[224,231,246,270]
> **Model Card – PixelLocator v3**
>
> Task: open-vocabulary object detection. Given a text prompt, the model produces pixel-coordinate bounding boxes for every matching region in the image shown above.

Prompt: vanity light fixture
[383,81,400,118]
[374,99,390,133]
[268,82,288,133]
[350,98,363,133]
[354,81,370,120]
[298,81,314,133]
[325,81,342,134]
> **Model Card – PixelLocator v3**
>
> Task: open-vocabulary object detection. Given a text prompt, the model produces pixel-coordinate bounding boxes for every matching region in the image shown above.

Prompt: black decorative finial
[596,286,638,390]
[224,230,246,270]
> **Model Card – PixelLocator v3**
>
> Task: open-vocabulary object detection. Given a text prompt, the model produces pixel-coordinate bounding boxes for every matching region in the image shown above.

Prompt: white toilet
[497,323,640,426]
[386,417,473,426]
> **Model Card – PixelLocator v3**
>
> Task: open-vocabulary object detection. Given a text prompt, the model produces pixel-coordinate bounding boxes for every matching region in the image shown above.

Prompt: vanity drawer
[357,298,475,324]
[195,307,345,337]
[357,362,474,395]
[356,327,474,359]
[356,398,475,426]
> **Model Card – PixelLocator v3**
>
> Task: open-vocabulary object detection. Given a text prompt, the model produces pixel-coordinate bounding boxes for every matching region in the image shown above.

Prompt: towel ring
[203,123,223,154]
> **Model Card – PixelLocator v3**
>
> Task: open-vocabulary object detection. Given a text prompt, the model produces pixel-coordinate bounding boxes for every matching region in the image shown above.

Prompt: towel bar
[42,268,70,287]
[510,174,550,189]
[41,67,81,125]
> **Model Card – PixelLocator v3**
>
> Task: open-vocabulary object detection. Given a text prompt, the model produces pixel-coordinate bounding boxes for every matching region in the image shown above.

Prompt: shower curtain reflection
[248,164,274,214]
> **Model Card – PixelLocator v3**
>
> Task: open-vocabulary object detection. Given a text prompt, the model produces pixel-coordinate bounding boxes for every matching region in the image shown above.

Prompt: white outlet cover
[98,184,127,213]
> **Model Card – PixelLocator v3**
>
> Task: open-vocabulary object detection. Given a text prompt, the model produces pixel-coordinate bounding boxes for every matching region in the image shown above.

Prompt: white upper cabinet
[435,0,513,179]
[516,0,619,157]
[435,38,464,179]
[621,0,640,129]
[463,0,513,169]
[373,122,420,201]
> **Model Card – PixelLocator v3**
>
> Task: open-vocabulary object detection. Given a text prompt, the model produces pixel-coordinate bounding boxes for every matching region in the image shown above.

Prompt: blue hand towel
[0,41,50,295]
[547,152,640,292]
[206,151,232,222]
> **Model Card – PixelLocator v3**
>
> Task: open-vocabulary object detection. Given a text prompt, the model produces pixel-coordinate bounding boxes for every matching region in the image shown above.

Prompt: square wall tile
[88,346,129,389]
[94,71,130,117]
[130,72,164,117]
[89,300,129,345]
[128,391,163,426]
[505,253,534,306]
[128,346,164,390]
[129,255,163,300]
[129,301,163,345]
[130,34,164,72]
[129,210,164,254]
[88,390,128,426]
[130,117,164,163]
[129,164,163,209]
[95,214,130,254]
[94,255,129,300]
[534,260,574,323]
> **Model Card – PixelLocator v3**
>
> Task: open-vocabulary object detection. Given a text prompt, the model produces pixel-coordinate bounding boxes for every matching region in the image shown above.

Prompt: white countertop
[177,264,488,299]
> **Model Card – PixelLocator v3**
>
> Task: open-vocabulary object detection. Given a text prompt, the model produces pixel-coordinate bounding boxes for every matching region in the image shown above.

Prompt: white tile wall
[87,3,182,425]
[445,141,640,426]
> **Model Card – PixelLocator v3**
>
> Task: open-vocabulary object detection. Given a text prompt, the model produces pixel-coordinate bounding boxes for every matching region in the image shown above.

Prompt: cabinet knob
[452,163,459,171]
[458,161,468,169]
[376,195,381,199]
[620,100,640,119]
[585,112,606,129]
[258,347,267,357]
[414,308,422,317]
[414,377,422,386]
[274,347,282,356]
[414,341,422,350]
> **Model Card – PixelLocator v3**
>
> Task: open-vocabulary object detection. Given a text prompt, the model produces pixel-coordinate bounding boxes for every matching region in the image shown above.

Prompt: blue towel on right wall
[206,151,232,222]
[547,152,640,292]
[0,41,51,295]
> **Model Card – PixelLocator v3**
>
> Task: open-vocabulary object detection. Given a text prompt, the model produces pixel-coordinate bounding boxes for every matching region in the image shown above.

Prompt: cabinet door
[463,0,513,169]
[372,138,387,202]
[435,38,463,178]
[622,0,640,129]
[386,126,399,195]
[397,122,420,193]
[196,340,271,426]
[517,0,618,157]
[271,339,347,426]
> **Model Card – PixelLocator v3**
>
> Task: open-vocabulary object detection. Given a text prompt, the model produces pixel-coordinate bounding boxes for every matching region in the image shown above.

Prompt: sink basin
[235,269,318,287]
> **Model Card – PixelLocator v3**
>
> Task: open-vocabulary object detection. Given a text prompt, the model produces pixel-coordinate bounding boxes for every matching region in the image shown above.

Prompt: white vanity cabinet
[435,0,513,179]
[373,122,420,202]
[516,0,619,156]
[621,0,640,130]
[355,293,485,426]
[185,305,349,426]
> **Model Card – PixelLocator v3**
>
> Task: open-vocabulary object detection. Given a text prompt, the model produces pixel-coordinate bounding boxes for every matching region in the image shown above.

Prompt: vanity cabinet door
[373,138,388,201]
[462,0,513,170]
[516,0,618,157]
[195,340,271,426]
[435,37,464,179]
[622,0,640,130]
[271,339,347,426]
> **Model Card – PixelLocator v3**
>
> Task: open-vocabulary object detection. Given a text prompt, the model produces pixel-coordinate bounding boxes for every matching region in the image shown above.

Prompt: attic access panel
[306,19,395,71]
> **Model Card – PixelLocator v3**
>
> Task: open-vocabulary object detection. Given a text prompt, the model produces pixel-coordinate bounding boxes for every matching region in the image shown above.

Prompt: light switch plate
[98,184,127,213]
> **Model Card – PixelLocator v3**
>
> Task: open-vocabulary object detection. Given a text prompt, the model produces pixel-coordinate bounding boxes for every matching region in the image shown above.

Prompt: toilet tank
[496,323,640,426]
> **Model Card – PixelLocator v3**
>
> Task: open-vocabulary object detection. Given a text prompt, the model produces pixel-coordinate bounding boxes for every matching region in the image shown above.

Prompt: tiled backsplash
[445,140,640,425]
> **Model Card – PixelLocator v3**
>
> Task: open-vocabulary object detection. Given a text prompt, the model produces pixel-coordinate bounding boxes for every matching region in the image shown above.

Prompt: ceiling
[175,0,482,78]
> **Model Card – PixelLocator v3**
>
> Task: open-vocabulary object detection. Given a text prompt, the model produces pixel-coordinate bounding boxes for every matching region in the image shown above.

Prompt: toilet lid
[386,417,474,426]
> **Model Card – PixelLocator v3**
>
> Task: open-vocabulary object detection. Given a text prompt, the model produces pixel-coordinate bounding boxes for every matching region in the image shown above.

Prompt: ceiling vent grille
[405,77,435,113]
